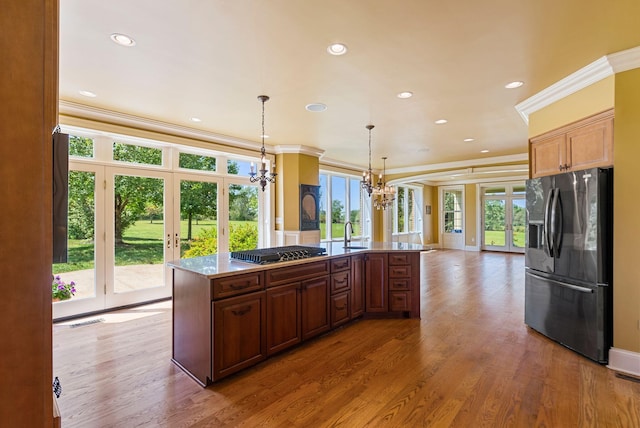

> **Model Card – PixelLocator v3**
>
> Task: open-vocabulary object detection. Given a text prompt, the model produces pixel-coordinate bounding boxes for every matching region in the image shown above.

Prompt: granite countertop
[167,241,429,278]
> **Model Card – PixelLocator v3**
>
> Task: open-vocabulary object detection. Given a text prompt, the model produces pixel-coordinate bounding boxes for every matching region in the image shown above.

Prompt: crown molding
[274,145,325,157]
[515,45,640,124]
[59,100,267,152]
[386,153,528,175]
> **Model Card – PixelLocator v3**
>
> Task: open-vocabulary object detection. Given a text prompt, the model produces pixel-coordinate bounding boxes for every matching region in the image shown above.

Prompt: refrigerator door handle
[551,188,563,257]
[544,189,554,257]
[526,271,594,294]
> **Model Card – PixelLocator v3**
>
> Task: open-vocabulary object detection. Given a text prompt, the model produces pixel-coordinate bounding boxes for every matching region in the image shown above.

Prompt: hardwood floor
[53,250,640,427]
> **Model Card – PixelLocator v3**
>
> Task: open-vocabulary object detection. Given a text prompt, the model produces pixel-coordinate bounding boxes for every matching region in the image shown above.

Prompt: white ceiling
[58,0,640,176]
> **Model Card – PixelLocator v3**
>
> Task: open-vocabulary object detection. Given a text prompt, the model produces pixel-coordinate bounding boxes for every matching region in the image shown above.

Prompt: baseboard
[465,245,480,252]
[607,347,640,377]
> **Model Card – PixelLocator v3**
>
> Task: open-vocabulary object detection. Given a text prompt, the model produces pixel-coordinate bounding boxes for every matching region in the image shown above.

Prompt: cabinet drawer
[212,272,264,299]
[389,278,410,290]
[389,291,411,312]
[330,256,351,273]
[331,271,351,294]
[266,260,330,287]
[331,291,351,328]
[389,265,411,278]
[389,253,410,265]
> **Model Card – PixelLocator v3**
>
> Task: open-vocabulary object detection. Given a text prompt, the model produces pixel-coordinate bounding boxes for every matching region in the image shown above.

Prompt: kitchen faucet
[344,221,353,247]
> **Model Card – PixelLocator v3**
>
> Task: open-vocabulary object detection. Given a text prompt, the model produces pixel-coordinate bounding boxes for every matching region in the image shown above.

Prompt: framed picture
[300,184,320,231]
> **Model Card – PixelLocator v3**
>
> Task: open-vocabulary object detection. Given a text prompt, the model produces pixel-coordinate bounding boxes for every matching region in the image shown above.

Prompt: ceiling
[59,0,640,178]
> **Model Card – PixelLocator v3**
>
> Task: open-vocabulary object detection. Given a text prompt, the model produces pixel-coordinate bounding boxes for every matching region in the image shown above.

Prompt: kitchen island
[168,242,426,386]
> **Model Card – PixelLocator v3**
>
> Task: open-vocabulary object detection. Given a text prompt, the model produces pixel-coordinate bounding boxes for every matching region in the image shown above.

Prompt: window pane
[228,159,252,175]
[113,142,162,165]
[228,184,258,251]
[444,190,463,233]
[319,174,327,240]
[349,179,361,236]
[484,186,506,196]
[512,185,526,195]
[331,176,346,239]
[179,153,216,172]
[397,187,406,232]
[179,179,218,258]
[408,189,416,232]
[69,135,94,158]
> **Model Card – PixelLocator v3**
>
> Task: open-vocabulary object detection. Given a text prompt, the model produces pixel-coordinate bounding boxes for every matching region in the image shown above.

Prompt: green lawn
[320,222,362,240]
[53,219,253,274]
[484,230,525,248]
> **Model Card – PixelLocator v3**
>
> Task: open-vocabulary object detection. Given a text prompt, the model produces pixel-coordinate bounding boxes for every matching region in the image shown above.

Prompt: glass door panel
[178,177,219,258]
[483,199,506,250]
[227,182,259,252]
[511,198,526,253]
[107,168,172,307]
[52,164,105,319]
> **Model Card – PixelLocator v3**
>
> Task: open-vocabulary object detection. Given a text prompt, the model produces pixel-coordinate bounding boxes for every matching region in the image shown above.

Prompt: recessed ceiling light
[397,91,413,99]
[505,81,524,89]
[110,33,136,47]
[434,119,448,125]
[480,149,490,153]
[463,138,474,142]
[327,43,347,56]
[78,90,96,98]
[190,117,202,123]
[305,103,327,112]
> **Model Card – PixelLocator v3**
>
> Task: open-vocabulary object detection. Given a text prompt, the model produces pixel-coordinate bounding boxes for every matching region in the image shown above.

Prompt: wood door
[300,276,330,340]
[365,253,388,312]
[351,254,365,318]
[530,134,565,178]
[266,283,301,355]
[212,292,266,380]
[566,117,613,171]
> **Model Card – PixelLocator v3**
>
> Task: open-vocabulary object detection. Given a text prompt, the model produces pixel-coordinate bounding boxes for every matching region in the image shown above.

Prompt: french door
[481,183,525,253]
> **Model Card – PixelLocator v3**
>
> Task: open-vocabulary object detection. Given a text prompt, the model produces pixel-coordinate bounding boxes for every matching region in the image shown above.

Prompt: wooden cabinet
[300,276,331,340]
[530,110,613,178]
[171,249,421,385]
[212,291,266,381]
[266,283,301,355]
[365,253,388,312]
[350,254,365,319]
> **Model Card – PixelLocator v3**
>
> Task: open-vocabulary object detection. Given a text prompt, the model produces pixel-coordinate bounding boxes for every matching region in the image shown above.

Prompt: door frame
[479,181,525,253]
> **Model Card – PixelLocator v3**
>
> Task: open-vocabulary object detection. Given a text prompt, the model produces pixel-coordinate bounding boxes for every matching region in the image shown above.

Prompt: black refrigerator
[524,167,613,363]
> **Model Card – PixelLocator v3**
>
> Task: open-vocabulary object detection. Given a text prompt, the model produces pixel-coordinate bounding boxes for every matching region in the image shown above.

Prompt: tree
[68,170,95,240]
[229,184,258,221]
[484,200,505,231]
[180,180,217,240]
[331,200,345,224]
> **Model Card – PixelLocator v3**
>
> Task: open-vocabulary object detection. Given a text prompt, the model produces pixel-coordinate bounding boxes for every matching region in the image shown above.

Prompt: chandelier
[372,156,396,210]
[249,95,277,191]
[361,124,375,195]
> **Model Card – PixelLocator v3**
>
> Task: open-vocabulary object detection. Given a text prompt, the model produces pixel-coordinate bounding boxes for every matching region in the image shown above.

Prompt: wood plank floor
[53,250,640,427]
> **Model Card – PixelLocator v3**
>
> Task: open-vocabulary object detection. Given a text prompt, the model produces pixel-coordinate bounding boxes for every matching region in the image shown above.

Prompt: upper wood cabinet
[530,109,613,178]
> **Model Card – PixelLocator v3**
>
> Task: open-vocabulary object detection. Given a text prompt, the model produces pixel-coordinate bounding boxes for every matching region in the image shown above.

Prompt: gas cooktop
[230,245,327,264]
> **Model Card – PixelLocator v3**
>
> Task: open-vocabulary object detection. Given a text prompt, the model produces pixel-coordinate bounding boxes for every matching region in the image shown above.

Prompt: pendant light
[373,156,396,210]
[361,124,375,195]
[249,95,277,191]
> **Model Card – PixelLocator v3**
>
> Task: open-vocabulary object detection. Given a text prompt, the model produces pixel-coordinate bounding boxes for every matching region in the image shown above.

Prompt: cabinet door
[331,291,351,328]
[365,253,388,312]
[212,292,266,381]
[531,134,565,178]
[566,117,613,171]
[266,283,301,355]
[300,275,330,340]
[351,254,365,318]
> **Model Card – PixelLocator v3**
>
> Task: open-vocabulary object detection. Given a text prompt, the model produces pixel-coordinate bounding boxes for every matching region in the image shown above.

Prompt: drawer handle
[335,304,347,310]
[231,305,252,316]
[230,282,252,290]
[335,278,347,285]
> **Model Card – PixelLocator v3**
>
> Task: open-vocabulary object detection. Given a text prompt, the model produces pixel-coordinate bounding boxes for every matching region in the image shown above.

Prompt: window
[443,189,463,233]
[394,185,422,234]
[179,153,216,171]
[113,142,162,165]
[69,135,94,158]
[319,172,369,242]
